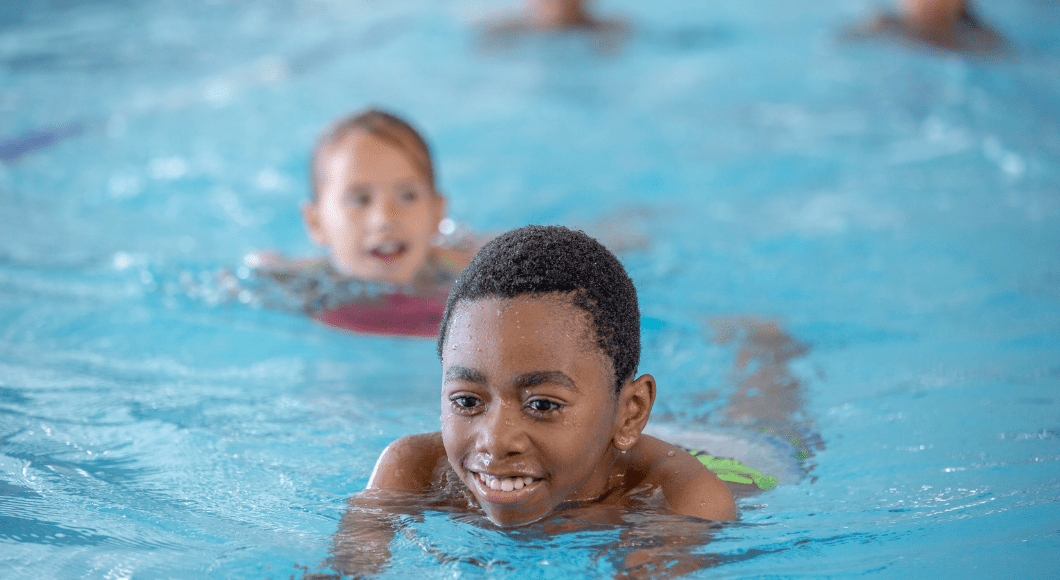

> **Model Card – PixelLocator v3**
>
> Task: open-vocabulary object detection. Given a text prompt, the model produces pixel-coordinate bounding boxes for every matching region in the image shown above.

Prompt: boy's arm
[613,436,735,578]
[633,435,736,522]
[660,467,736,522]
[327,433,447,577]
[366,432,447,490]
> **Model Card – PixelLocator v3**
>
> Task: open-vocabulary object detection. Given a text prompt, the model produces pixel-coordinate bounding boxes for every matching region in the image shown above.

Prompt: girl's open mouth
[370,241,407,264]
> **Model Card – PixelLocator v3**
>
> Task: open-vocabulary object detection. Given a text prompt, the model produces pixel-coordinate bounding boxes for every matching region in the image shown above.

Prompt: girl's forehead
[326,130,432,185]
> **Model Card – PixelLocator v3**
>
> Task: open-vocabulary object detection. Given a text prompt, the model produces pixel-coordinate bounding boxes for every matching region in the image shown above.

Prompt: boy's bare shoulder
[631,435,736,522]
[366,432,448,491]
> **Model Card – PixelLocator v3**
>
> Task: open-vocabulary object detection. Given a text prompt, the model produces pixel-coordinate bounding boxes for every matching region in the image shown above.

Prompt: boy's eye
[526,399,563,414]
[449,395,482,412]
[398,188,420,203]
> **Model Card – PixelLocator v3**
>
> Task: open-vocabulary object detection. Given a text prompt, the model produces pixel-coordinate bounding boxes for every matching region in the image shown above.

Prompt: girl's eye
[526,399,563,414]
[347,187,372,207]
[449,395,482,412]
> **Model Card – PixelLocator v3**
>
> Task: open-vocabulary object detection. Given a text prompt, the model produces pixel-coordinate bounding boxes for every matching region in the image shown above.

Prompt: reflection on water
[318,486,734,579]
[710,317,825,467]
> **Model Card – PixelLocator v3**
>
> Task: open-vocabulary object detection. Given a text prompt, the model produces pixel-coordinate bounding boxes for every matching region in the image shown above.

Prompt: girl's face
[304,131,444,285]
[440,295,624,527]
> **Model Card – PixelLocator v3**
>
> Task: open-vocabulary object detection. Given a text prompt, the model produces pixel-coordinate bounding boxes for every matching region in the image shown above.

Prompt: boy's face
[440,295,622,527]
[304,132,443,286]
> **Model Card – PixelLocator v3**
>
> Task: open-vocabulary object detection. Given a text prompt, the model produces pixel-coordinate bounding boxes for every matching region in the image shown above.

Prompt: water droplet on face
[667,451,676,457]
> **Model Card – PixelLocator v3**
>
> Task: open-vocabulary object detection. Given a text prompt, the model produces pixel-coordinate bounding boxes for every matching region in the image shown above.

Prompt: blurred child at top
[522,0,598,30]
[245,110,479,335]
[482,0,630,53]
[844,0,1005,54]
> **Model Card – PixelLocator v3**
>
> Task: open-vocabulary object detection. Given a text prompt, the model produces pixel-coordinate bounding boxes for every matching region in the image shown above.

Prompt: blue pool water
[2,0,1059,577]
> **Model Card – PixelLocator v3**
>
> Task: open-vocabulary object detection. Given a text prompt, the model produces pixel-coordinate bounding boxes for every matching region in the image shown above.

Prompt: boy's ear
[613,374,656,451]
[302,202,328,247]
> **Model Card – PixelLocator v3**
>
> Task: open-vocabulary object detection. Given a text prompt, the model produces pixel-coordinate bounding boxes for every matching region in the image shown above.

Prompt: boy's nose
[476,404,528,459]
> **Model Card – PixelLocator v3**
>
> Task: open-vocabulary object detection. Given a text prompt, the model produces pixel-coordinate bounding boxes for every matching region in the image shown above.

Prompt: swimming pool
[2,0,1058,577]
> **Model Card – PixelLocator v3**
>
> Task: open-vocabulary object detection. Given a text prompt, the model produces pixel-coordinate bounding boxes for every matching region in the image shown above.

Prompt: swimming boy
[245,109,480,335]
[362,225,735,527]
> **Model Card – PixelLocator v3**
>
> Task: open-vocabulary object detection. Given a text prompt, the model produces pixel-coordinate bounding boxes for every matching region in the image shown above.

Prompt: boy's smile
[440,295,626,527]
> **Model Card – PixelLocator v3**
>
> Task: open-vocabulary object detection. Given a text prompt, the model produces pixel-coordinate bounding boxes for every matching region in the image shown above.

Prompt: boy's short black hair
[437,225,640,393]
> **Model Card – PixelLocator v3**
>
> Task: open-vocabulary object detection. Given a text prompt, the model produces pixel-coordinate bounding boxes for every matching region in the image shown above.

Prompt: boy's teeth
[480,474,535,492]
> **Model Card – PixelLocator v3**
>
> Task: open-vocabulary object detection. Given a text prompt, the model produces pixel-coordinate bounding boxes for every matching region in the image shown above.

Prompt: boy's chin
[481,506,549,528]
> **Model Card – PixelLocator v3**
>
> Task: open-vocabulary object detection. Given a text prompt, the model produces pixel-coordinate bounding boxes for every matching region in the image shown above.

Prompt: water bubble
[1001,153,1025,178]
[108,173,142,199]
[149,156,187,180]
[256,168,287,191]
[202,79,233,104]
[112,252,133,270]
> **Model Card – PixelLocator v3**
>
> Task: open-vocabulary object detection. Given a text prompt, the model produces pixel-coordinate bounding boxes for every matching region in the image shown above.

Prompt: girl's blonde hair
[310,109,436,199]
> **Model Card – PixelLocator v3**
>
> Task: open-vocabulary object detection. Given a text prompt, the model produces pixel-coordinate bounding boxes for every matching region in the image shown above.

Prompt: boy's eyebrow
[512,371,579,393]
[444,366,487,384]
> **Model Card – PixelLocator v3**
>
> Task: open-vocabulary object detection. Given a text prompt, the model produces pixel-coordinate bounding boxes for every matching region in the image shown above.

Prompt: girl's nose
[368,195,399,228]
